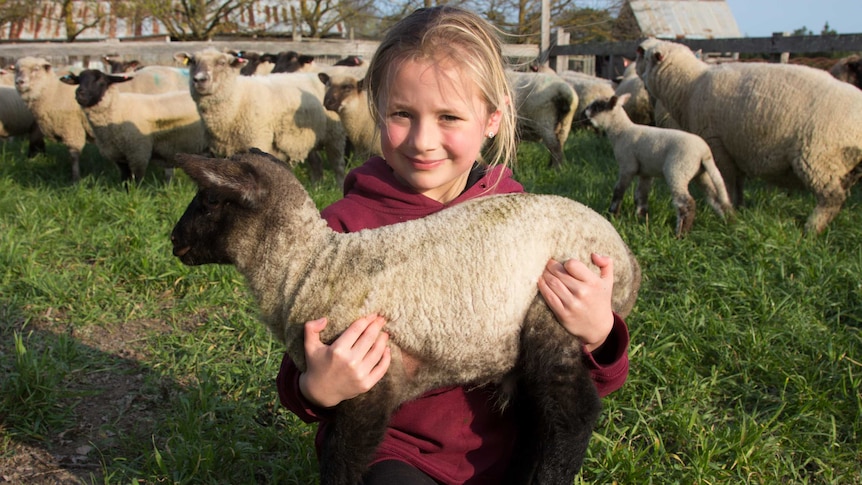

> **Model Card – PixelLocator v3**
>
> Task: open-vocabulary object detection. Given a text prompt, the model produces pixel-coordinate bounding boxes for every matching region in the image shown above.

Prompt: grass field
[1,132,860,484]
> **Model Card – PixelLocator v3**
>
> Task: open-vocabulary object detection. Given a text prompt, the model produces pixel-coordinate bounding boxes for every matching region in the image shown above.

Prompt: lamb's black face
[170,189,235,266]
[584,98,614,119]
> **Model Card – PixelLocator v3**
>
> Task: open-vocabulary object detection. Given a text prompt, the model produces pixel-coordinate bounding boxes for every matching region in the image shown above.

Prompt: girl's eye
[440,114,460,122]
[392,111,410,119]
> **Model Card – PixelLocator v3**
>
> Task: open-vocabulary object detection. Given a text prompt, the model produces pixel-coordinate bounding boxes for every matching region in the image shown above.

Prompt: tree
[296,0,376,39]
[140,0,256,40]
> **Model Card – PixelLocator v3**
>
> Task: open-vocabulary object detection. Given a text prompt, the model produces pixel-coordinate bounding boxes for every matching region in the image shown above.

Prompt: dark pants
[361,460,440,485]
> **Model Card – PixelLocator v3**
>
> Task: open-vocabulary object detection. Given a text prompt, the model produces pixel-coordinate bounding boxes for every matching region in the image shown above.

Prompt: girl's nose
[410,120,437,152]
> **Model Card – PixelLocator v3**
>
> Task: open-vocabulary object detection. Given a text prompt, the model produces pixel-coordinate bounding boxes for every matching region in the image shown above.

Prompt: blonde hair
[365,5,517,174]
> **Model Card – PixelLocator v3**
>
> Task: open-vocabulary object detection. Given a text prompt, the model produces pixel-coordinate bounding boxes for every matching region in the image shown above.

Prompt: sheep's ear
[175,153,267,208]
[616,92,631,105]
[174,52,192,66]
[107,73,133,85]
[318,72,330,85]
[654,51,665,63]
[59,73,79,85]
[356,78,365,92]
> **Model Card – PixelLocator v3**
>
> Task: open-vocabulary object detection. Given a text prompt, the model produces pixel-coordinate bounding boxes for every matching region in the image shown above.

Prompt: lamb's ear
[175,153,268,208]
[654,51,665,63]
[616,92,631,105]
[318,72,330,86]
[357,77,365,91]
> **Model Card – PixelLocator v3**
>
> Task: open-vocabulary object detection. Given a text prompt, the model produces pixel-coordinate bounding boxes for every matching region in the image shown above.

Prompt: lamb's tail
[700,155,735,219]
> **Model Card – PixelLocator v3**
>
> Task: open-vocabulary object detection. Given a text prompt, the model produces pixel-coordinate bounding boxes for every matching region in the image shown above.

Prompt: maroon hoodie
[277,156,630,484]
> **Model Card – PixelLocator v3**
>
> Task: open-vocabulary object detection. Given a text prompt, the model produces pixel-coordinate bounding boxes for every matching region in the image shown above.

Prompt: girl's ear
[486,96,508,136]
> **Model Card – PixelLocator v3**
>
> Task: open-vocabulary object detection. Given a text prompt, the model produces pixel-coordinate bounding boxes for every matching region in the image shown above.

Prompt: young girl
[277,6,630,484]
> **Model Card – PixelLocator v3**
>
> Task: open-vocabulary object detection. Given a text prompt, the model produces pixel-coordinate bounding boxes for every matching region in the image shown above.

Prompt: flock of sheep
[1,39,861,236]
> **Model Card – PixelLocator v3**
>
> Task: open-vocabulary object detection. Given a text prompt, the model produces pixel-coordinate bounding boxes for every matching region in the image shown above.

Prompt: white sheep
[119,65,190,94]
[60,69,205,183]
[557,70,616,129]
[318,71,381,161]
[0,86,45,157]
[13,56,93,182]
[169,148,641,485]
[507,70,577,168]
[638,39,862,234]
[585,93,733,236]
[174,49,347,187]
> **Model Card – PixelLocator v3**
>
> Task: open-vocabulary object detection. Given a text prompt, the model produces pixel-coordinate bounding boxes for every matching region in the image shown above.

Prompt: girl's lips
[408,158,444,170]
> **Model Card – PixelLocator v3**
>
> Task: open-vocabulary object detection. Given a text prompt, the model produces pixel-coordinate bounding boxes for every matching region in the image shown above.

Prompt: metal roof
[629,0,742,39]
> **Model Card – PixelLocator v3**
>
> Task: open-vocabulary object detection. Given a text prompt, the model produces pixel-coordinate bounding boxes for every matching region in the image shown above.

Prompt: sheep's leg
[505,297,602,485]
[26,124,45,158]
[634,176,652,219]
[306,151,324,185]
[68,148,82,183]
[609,170,636,216]
[544,135,565,169]
[707,139,743,207]
[672,191,696,237]
[320,375,398,485]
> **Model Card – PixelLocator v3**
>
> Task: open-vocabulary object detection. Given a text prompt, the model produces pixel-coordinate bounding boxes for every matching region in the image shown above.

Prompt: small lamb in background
[585,93,733,237]
[169,148,641,485]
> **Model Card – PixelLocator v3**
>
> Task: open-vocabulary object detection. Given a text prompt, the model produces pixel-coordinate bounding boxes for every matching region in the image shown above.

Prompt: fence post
[550,28,569,73]
[772,32,790,63]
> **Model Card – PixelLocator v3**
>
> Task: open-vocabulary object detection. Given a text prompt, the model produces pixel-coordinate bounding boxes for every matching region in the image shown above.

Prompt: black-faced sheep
[170,149,641,485]
[639,39,862,234]
[13,56,94,182]
[60,69,205,183]
[585,93,733,236]
[174,49,347,187]
[102,55,142,73]
[506,71,577,168]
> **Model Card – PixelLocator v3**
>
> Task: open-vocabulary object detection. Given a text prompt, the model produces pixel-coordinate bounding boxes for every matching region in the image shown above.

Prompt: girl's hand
[538,253,615,353]
[299,314,391,408]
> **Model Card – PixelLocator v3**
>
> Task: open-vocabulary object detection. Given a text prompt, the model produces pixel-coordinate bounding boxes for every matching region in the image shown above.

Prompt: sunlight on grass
[1,134,860,484]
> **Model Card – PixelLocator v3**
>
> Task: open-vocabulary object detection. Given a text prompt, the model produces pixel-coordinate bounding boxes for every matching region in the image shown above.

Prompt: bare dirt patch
[1,311,182,484]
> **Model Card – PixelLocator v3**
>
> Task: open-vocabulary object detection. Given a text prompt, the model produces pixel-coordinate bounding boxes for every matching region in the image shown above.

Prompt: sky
[723,0,861,37]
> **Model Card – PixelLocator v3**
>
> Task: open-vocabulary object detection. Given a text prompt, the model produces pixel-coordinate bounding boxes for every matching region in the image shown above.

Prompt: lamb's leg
[635,175,652,219]
[319,374,399,485]
[609,170,636,216]
[68,148,82,183]
[505,297,602,485]
[672,191,696,237]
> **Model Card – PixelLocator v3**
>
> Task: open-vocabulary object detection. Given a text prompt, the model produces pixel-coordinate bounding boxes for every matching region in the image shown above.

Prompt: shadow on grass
[0,300,317,484]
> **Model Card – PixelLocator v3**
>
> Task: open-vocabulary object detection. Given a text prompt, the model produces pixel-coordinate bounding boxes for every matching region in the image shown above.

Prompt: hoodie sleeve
[582,313,630,397]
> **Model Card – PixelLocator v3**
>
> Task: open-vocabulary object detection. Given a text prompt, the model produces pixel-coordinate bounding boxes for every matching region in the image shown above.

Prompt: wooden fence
[0,32,859,79]
[549,32,862,79]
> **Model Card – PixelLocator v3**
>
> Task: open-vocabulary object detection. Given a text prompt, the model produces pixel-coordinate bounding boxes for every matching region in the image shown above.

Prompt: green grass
[1,132,860,484]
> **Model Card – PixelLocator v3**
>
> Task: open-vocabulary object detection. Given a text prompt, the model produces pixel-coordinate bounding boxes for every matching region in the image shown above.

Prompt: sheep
[169,148,641,485]
[0,68,14,86]
[556,70,616,129]
[174,49,347,187]
[102,55,143,73]
[119,65,190,94]
[638,39,862,234]
[829,54,862,90]
[60,69,205,183]
[585,93,733,236]
[227,50,276,76]
[0,86,45,157]
[13,56,94,182]
[506,70,577,168]
[318,71,381,160]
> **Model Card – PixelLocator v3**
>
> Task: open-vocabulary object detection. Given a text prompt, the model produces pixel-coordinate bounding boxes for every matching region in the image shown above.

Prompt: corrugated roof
[629,0,742,39]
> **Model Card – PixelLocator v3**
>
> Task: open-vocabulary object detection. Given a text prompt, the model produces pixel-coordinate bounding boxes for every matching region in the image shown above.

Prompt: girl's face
[380,58,501,204]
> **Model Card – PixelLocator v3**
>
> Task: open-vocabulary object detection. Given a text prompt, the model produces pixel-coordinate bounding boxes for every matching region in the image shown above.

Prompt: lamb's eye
[206,193,220,206]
